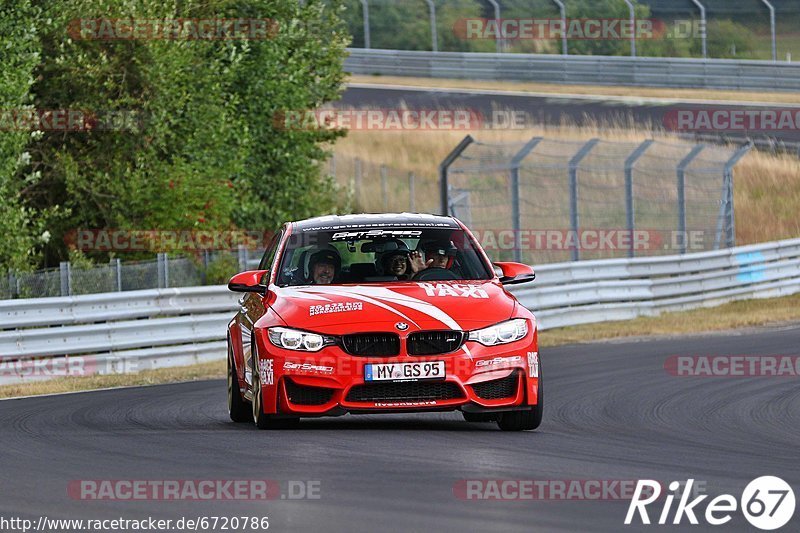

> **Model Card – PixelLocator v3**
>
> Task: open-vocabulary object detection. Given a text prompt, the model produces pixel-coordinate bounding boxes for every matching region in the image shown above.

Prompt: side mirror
[494,262,535,286]
[228,270,269,294]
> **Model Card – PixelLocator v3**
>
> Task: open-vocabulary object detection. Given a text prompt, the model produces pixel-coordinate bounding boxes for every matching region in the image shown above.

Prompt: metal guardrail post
[60,262,71,296]
[624,140,654,258]
[677,144,705,255]
[409,172,416,212]
[424,0,438,52]
[439,135,474,216]
[568,139,600,262]
[715,142,753,249]
[509,137,543,263]
[551,0,568,55]
[359,0,371,49]
[760,0,777,62]
[690,0,707,58]
[381,165,388,212]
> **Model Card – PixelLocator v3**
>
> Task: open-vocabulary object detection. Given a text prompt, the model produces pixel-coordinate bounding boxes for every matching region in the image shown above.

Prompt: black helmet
[420,239,457,257]
[374,239,410,274]
[308,246,341,277]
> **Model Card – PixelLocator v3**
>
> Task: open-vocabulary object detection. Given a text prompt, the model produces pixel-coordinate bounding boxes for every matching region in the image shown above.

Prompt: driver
[410,239,457,274]
[308,248,341,285]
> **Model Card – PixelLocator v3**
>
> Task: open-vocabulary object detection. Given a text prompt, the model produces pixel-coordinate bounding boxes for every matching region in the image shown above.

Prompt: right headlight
[468,319,528,346]
[267,327,336,352]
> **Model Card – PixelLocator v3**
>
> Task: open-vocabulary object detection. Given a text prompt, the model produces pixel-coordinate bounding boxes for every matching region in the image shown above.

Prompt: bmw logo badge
[395,322,409,331]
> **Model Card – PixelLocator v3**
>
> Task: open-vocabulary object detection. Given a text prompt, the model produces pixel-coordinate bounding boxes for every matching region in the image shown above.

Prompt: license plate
[364,361,445,382]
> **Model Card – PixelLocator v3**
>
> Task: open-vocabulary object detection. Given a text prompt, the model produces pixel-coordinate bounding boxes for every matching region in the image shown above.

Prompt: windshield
[276,227,493,287]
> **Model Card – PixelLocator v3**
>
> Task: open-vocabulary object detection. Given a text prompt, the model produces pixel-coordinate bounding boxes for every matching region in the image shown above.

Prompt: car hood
[269,281,516,333]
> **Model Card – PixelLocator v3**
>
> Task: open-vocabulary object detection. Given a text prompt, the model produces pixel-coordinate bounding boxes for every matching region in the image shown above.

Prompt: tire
[228,341,252,423]
[251,348,300,430]
[462,412,497,423]
[497,378,543,432]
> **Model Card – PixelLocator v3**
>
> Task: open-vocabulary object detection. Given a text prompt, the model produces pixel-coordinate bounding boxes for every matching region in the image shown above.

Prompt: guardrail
[2,237,799,385]
[345,49,800,92]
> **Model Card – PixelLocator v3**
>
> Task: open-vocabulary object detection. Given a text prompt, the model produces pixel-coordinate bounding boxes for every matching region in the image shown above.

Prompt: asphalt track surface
[1,323,799,532]
[341,84,800,147]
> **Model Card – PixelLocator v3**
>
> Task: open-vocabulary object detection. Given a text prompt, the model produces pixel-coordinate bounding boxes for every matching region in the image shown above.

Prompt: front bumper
[254,336,540,417]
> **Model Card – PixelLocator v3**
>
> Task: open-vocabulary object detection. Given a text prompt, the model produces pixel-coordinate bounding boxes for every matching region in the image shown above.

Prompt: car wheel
[228,340,252,423]
[497,379,543,432]
[251,353,300,430]
[462,412,497,423]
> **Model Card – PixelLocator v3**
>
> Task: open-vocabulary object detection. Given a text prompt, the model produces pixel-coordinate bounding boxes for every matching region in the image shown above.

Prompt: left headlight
[468,319,528,346]
[267,327,337,352]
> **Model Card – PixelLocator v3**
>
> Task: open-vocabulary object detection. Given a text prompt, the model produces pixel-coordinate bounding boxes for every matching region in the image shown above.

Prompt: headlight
[268,327,336,352]
[468,319,528,346]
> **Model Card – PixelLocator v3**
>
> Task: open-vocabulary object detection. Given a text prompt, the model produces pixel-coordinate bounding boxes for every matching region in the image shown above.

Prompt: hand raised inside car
[409,251,432,273]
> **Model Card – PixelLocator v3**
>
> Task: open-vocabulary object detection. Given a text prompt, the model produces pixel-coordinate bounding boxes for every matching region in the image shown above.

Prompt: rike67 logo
[626,477,796,530]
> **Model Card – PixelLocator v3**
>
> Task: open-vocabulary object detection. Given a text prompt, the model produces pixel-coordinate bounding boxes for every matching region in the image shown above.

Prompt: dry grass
[539,293,800,347]
[349,74,800,104]
[3,294,800,399]
[332,121,800,245]
[0,360,224,399]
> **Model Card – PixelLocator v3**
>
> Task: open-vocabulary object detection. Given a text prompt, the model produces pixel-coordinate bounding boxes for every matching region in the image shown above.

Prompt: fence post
[551,0,568,55]
[157,253,166,288]
[8,271,17,299]
[624,140,654,258]
[677,144,705,254]
[760,0,777,61]
[424,0,438,52]
[359,0,371,49]
[510,137,543,263]
[486,0,502,53]
[237,245,248,273]
[354,158,362,210]
[381,165,388,212]
[623,0,636,57]
[568,139,600,262]
[60,261,71,296]
[715,142,752,249]
[114,258,122,291]
[409,172,416,212]
[439,136,474,216]
[690,0,707,58]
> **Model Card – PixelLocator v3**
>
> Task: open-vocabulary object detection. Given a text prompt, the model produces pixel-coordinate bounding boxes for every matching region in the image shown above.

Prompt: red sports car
[226,214,541,431]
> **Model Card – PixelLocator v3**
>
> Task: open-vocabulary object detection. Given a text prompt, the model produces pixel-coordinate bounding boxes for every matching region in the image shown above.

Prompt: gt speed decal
[475,355,522,368]
[528,351,539,378]
[309,301,362,317]
[258,359,274,385]
[331,230,422,241]
[418,283,489,299]
[283,362,334,374]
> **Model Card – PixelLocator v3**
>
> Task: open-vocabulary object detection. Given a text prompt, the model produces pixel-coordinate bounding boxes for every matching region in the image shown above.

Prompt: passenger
[380,249,414,280]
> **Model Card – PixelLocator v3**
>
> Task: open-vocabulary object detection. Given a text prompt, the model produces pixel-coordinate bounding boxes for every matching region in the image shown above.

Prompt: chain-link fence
[2,251,248,300]
[329,154,441,215]
[441,135,751,264]
[341,0,800,61]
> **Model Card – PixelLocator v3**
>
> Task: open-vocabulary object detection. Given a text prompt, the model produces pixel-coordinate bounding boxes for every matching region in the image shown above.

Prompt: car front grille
[471,372,519,400]
[345,381,464,403]
[342,333,400,356]
[407,331,466,355]
[284,379,335,406]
